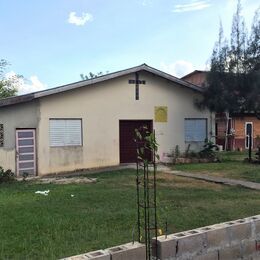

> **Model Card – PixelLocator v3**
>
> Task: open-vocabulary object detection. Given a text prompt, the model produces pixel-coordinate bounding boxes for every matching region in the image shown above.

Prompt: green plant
[174,145,180,159]
[184,144,191,158]
[134,126,160,164]
[22,171,29,181]
[199,140,219,160]
[189,151,200,159]
[170,145,180,163]
[0,166,15,183]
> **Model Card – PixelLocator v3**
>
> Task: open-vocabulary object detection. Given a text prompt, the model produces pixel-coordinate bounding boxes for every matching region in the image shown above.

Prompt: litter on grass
[35,190,50,196]
[71,194,75,197]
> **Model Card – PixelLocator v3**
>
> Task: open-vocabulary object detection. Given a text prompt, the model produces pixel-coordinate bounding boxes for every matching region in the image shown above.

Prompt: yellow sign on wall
[155,106,168,122]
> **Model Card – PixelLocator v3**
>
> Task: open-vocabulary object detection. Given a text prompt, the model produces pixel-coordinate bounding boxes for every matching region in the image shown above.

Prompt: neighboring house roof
[183,70,260,117]
[0,63,203,108]
[181,70,207,80]
[181,70,208,87]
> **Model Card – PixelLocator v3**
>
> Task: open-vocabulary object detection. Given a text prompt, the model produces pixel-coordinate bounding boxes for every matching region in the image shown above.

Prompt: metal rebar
[146,163,151,260]
[135,128,158,260]
[153,132,158,260]
[136,157,141,242]
[143,161,148,259]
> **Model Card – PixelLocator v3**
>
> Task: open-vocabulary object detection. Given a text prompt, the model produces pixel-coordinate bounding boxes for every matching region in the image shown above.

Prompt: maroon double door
[119,120,153,163]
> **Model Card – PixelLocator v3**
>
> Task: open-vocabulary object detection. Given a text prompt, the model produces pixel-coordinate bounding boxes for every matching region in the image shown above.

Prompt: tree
[229,0,247,74]
[199,1,260,115]
[80,71,109,80]
[0,59,19,99]
[247,8,260,71]
[199,22,230,112]
[246,8,260,116]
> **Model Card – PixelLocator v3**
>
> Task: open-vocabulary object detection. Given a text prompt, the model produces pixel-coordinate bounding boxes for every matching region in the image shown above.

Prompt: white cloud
[68,12,93,26]
[172,0,211,13]
[5,71,47,95]
[160,60,195,78]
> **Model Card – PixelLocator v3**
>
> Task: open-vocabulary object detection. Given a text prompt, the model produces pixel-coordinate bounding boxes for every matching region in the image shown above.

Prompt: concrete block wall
[107,242,146,260]
[153,214,260,259]
[61,215,260,260]
[61,242,145,260]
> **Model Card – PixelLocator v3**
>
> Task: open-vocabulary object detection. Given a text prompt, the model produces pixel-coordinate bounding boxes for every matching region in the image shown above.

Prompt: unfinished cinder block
[60,253,88,259]
[61,250,110,260]
[152,235,177,259]
[241,239,256,257]
[227,222,252,242]
[248,216,260,222]
[173,231,207,257]
[193,250,218,260]
[218,244,242,260]
[107,242,145,260]
[255,241,260,260]
[253,218,260,237]
[85,249,110,259]
[206,227,230,249]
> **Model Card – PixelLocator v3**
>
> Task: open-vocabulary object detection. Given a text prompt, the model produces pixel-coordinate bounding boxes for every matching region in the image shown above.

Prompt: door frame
[15,128,37,176]
[245,122,253,149]
[119,119,153,163]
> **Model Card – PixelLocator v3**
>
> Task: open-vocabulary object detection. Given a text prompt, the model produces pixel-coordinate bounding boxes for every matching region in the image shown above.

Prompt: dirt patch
[197,171,227,178]
[157,172,223,190]
[120,171,223,190]
[18,176,97,184]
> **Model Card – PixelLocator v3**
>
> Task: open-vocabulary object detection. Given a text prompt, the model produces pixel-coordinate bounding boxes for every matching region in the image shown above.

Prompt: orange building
[182,71,260,151]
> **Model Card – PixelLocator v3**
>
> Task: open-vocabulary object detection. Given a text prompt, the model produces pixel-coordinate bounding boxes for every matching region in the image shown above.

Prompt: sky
[0,0,259,94]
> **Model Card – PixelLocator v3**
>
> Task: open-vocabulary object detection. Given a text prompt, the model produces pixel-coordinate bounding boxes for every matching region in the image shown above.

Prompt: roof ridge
[0,64,203,108]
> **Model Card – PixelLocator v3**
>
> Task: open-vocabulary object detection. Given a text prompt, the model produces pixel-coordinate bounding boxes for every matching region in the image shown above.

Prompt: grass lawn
[173,151,260,183]
[1,169,260,259]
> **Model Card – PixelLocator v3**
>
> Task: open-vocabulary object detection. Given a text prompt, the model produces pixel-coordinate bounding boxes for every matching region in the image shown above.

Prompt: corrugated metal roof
[0,64,203,108]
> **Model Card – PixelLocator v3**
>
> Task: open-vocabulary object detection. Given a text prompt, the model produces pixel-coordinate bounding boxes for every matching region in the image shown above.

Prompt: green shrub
[184,144,191,158]
[22,171,29,181]
[0,167,15,183]
[170,145,180,163]
[199,140,219,160]
[174,145,180,159]
[188,151,200,159]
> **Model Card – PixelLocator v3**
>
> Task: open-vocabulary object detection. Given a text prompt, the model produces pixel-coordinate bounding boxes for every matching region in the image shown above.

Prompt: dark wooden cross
[128,72,146,100]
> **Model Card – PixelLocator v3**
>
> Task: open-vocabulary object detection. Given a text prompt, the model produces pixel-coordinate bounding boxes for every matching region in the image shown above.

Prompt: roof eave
[0,94,35,108]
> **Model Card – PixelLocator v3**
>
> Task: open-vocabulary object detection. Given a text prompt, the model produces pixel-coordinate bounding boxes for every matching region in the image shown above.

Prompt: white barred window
[185,119,207,142]
[49,119,82,147]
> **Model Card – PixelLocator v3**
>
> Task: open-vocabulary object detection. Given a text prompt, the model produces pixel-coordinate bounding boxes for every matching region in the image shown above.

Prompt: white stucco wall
[0,101,39,172]
[37,72,214,175]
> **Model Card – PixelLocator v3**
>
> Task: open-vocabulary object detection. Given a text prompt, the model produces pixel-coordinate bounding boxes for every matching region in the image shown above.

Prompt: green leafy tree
[198,22,230,112]
[229,0,247,74]
[199,1,260,115]
[247,8,260,71]
[246,8,260,116]
[0,59,19,99]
